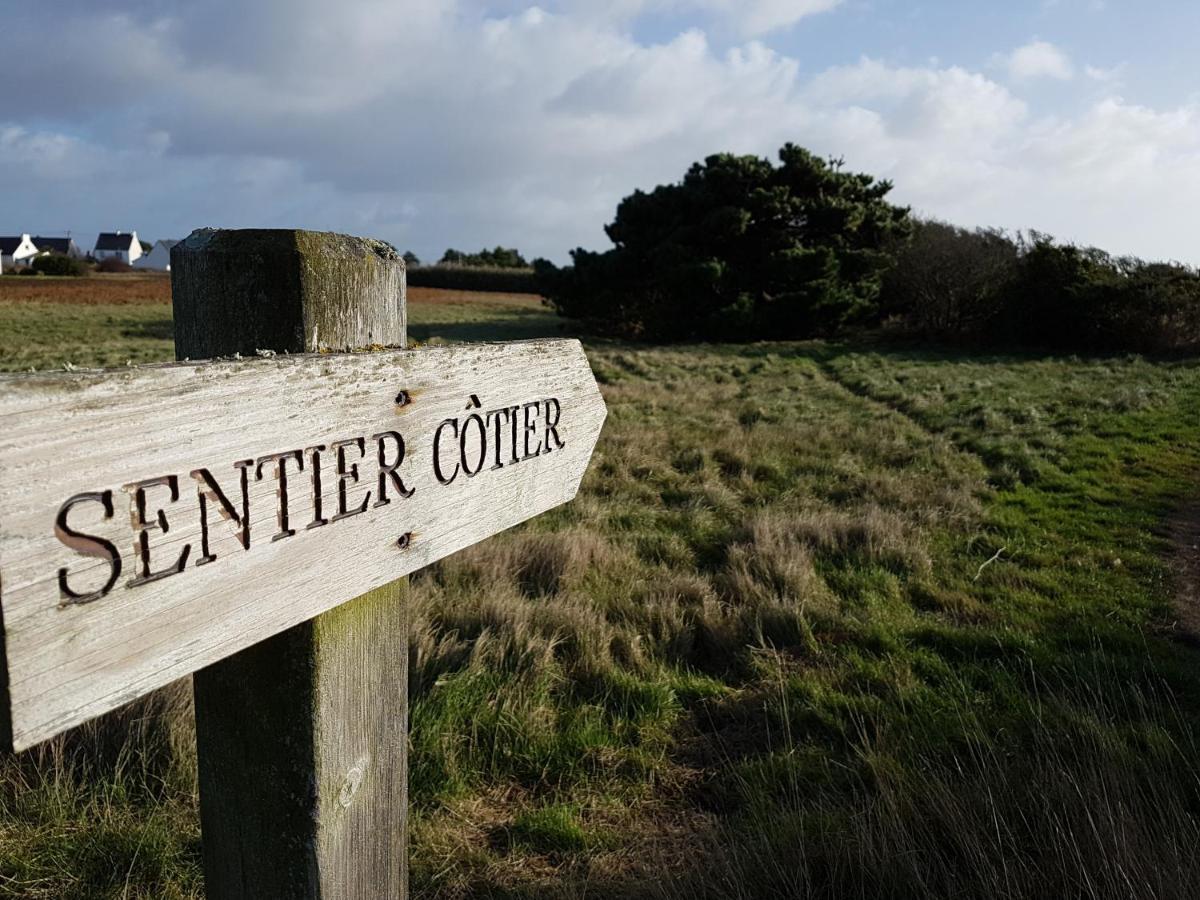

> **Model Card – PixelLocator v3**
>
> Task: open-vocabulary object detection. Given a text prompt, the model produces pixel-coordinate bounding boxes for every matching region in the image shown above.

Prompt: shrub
[96,258,133,273]
[540,143,911,341]
[1112,261,1200,351]
[994,237,1200,353]
[31,254,88,277]
[17,267,40,276]
[439,246,528,268]
[884,227,1200,354]
[880,220,1018,340]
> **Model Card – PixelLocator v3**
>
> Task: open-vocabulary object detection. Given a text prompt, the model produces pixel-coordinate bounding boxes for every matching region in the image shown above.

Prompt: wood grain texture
[182,227,410,900]
[193,580,408,898]
[0,340,606,751]
[171,228,406,359]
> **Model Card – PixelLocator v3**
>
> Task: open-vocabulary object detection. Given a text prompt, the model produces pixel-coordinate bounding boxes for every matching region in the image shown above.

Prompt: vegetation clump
[883,222,1200,353]
[403,245,540,293]
[538,145,1200,354]
[96,258,133,273]
[31,254,88,277]
[539,143,911,340]
[439,246,529,268]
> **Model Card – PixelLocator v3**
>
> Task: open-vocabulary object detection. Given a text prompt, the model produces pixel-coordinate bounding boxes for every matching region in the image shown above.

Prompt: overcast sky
[3,1,1198,264]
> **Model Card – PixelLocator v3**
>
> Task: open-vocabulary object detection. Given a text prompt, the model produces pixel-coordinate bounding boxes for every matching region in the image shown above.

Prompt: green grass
[506,804,613,854]
[0,294,565,372]
[407,298,566,344]
[4,298,1200,897]
[0,302,175,371]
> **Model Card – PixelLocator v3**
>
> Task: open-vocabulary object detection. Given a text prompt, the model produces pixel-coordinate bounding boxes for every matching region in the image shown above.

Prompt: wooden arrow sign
[0,340,606,751]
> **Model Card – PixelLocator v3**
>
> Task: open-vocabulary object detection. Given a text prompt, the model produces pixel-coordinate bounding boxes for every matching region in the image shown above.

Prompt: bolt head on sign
[0,340,606,751]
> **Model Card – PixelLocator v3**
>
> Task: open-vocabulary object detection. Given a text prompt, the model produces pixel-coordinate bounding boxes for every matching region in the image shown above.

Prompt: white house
[93,231,143,264]
[133,239,179,271]
[31,236,85,260]
[0,234,40,270]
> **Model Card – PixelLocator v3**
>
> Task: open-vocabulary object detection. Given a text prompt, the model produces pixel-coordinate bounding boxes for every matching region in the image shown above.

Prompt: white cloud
[0,126,95,180]
[697,0,843,37]
[1,3,1199,266]
[1084,63,1124,84]
[798,60,1029,216]
[1004,39,1075,81]
[798,56,1200,262]
[548,0,842,36]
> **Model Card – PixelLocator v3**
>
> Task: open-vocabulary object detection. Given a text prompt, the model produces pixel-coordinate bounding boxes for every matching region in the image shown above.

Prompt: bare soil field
[408,286,542,306]
[0,272,171,305]
[0,274,539,309]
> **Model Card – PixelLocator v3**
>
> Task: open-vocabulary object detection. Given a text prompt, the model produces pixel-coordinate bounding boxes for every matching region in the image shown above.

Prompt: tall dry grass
[667,674,1200,900]
[4,342,1200,898]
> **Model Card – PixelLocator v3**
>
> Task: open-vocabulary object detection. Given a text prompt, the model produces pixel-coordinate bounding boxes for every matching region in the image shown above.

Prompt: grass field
[0,274,561,369]
[3,277,1200,898]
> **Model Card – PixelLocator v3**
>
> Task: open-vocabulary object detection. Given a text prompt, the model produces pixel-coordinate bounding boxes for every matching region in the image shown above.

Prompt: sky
[2,0,1199,264]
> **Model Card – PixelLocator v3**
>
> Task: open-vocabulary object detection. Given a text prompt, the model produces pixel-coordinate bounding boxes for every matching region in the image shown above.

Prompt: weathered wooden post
[0,227,605,899]
[172,229,408,898]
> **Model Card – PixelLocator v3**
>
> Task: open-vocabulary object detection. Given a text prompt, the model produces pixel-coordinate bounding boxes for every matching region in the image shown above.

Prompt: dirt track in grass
[1168,503,1200,647]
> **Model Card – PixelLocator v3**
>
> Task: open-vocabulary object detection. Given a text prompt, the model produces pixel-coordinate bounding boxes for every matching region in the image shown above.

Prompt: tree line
[401,246,540,294]
[534,143,1200,354]
[403,247,530,269]
[881,223,1200,352]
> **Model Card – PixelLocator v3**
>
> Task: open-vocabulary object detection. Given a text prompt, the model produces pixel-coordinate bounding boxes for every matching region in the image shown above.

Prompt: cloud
[797,59,1034,224]
[1,2,1198,267]
[695,0,843,37]
[802,59,1200,264]
[0,127,85,175]
[1084,63,1124,84]
[0,3,821,255]
[1004,39,1074,81]
[546,0,842,36]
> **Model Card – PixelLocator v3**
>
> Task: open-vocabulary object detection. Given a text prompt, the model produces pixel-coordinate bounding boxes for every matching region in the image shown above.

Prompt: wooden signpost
[0,229,606,897]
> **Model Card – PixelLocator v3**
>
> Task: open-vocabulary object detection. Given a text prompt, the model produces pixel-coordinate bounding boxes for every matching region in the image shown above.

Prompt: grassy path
[406,346,1200,897]
[1166,503,1200,643]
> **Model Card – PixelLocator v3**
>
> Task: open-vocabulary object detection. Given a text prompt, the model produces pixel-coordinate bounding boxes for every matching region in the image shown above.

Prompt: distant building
[93,231,143,264]
[0,234,39,271]
[31,236,84,260]
[133,239,179,271]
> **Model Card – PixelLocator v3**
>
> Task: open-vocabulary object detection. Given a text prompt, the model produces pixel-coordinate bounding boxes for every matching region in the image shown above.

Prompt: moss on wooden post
[172,229,408,898]
[172,228,405,359]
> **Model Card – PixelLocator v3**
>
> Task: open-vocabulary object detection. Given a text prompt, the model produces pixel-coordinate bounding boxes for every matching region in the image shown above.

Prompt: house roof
[143,239,180,258]
[0,236,30,255]
[32,237,75,254]
[94,232,137,251]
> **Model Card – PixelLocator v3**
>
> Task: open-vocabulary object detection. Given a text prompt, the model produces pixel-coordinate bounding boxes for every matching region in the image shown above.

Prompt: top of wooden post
[171,228,406,360]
